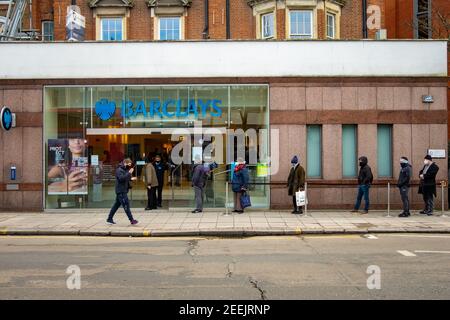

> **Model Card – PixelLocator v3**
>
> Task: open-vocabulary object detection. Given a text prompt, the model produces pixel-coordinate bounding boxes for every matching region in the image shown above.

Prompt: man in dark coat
[397,157,412,217]
[287,155,305,214]
[107,158,139,225]
[153,154,167,208]
[419,155,439,216]
[351,156,373,214]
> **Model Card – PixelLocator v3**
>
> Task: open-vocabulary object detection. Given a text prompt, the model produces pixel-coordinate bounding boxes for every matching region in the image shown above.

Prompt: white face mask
[424,160,430,165]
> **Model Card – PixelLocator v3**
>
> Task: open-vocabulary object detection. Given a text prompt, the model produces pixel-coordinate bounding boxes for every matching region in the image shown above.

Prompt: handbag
[240,191,252,209]
[295,190,307,207]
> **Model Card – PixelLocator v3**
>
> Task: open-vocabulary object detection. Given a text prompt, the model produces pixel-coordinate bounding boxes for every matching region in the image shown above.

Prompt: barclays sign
[95,98,223,121]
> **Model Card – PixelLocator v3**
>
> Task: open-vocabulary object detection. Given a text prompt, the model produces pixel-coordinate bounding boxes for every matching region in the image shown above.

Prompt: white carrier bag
[295,190,308,207]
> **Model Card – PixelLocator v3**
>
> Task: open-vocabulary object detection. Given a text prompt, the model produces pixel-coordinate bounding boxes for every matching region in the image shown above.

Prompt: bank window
[290,10,313,39]
[342,125,357,178]
[101,17,123,41]
[42,21,54,41]
[159,17,181,41]
[307,125,322,178]
[326,13,335,39]
[261,13,274,39]
[416,0,431,39]
[377,125,393,177]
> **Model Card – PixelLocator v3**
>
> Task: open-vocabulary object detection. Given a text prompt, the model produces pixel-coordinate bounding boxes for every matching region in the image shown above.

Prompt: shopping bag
[296,190,307,207]
[240,191,252,209]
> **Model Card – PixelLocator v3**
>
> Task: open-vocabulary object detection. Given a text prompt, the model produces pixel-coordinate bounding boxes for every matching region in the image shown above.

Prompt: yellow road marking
[0,227,7,235]
[143,230,151,237]
[295,227,302,235]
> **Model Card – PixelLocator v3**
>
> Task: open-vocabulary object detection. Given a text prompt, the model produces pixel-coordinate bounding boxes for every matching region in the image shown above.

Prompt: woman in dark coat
[287,155,306,214]
[231,158,250,214]
[418,155,439,216]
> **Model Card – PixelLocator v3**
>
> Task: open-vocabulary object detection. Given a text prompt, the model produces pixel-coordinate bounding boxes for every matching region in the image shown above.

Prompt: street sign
[428,149,446,159]
[1,106,13,131]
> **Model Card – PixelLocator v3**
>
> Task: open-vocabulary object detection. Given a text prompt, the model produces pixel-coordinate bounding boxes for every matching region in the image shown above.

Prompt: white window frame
[42,20,54,41]
[261,12,274,39]
[100,17,124,41]
[158,16,182,41]
[326,12,335,39]
[289,10,313,39]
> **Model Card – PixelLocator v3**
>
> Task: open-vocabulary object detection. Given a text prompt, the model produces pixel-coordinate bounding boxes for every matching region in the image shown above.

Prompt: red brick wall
[340,0,363,39]
[276,8,286,40]
[128,0,152,40]
[230,0,255,39]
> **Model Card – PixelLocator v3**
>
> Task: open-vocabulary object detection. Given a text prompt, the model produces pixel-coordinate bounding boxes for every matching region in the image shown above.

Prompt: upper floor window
[101,17,123,41]
[326,13,335,39]
[261,12,274,39]
[159,17,181,40]
[42,21,54,41]
[290,10,313,39]
[416,0,431,39]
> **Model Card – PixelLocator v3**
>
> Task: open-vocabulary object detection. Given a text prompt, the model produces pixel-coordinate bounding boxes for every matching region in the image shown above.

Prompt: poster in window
[47,139,88,195]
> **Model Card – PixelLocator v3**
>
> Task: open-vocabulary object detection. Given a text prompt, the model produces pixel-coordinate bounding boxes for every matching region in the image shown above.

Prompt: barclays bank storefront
[44,85,270,210]
[0,41,447,212]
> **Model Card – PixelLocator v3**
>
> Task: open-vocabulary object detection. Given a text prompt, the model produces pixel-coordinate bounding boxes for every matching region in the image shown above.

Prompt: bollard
[386,182,391,218]
[442,181,448,217]
[224,181,230,216]
[304,182,308,217]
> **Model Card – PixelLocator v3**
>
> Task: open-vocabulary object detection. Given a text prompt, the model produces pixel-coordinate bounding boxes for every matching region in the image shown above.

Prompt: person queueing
[106,158,139,225]
[231,157,250,214]
[153,154,167,208]
[191,156,208,214]
[397,157,412,218]
[419,155,439,216]
[144,157,159,211]
[287,155,305,214]
[351,156,373,214]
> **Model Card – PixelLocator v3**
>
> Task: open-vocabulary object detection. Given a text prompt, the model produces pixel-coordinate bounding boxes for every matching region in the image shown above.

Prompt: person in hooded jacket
[419,155,439,216]
[397,157,412,217]
[232,158,250,214]
[106,158,139,225]
[191,156,209,213]
[351,156,373,214]
[287,155,305,214]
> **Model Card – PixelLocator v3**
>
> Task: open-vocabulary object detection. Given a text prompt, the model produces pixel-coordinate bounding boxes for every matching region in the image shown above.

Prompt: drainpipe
[226,0,230,39]
[202,0,209,39]
[362,0,368,38]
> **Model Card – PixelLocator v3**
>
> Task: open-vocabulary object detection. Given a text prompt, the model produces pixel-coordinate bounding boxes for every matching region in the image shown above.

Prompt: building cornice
[89,0,134,8]
[146,0,192,7]
[247,0,346,7]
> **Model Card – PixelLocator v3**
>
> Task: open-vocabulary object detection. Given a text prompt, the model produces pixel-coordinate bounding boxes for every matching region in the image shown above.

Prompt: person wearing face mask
[397,157,412,217]
[287,155,305,214]
[351,156,373,214]
[107,158,139,225]
[152,154,167,208]
[419,155,439,216]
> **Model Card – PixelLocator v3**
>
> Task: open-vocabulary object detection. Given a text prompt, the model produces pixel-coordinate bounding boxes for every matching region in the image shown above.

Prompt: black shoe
[398,213,410,218]
[237,210,244,214]
[426,212,433,216]
[106,220,116,225]
[361,210,369,214]
[145,207,152,211]
[232,210,239,213]
[420,210,427,214]
[191,210,202,214]
[291,210,299,214]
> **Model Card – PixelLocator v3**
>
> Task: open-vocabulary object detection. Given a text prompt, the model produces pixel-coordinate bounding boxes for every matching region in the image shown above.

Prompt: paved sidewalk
[0,209,449,237]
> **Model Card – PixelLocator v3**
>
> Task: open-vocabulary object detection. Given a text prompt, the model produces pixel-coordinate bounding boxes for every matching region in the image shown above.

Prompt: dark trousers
[354,184,370,211]
[108,193,134,222]
[147,187,157,209]
[194,186,204,211]
[423,192,434,213]
[292,196,303,212]
[399,186,410,213]
[156,184,163,207]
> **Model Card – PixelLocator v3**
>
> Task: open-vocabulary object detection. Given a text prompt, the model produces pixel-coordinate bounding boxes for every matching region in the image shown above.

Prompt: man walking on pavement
[351,156,373,214]
[398,157,412,217]
[419,155,439,216]
[107,158,139,225]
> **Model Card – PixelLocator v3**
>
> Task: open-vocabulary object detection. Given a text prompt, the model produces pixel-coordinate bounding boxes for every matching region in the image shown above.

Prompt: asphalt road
[0,234,449,300]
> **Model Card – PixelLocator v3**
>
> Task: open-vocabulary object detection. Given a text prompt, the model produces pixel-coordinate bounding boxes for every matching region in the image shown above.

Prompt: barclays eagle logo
[3,109,12,128]
[95,99,116,121]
